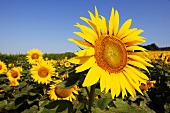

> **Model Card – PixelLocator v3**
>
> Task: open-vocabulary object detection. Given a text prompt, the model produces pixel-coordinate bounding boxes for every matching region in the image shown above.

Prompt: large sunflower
[68,7,153,98]
[26,49,43,64]
[30,60,56,84]
[0,61,7,74]
[6,67,23,86]
[47,80,78,101]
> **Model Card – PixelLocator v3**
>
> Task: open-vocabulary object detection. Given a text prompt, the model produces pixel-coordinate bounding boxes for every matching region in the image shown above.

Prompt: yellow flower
[8,63,14,68]
[9,80,19,87]
[68,7,153,98]
[6,67,22,86]
[61,73,69,80]
[164,55,170,65]
[0,61,7,74]
[0,89,4,93]
[26,48,43,64]
[64,62,71,67]
[47,80,78,101]
[30,60,56,84]
[139,80,156,91]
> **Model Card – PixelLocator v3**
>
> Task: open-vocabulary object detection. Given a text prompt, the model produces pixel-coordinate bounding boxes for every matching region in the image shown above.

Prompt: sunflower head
[68,6,153,98]
[30,60,56,84]
[7,67,22,81]
[165,55,170,65]
[26,48,43,64]
[47,80,78,101]
[0,61,7,74]
[139,80,156,91]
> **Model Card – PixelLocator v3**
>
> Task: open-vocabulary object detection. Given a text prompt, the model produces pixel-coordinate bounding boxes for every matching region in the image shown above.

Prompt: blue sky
[0,0,170,54]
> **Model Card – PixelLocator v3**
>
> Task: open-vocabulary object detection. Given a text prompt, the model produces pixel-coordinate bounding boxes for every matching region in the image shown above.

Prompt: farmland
[0,50,170,113]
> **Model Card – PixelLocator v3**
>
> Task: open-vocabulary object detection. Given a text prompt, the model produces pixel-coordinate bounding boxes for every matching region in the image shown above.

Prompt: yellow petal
[84,47,95,56]
[116,73,127,99]
[122,36,145,44]
[76,56,96,73]
[120,28,138,39]
[125,39,146,46]
[122,35,145,43]
[74,32,95,45]
[68,38,92,48]
[119,72,136,97]
[128,55,153,67]
[124,66,146,84]
[128,51,150,62]
[128,60,149,73]
[88,11,95,23]
[75,50,87,57]
[68,56,91,64]
[113,10,119,35]
[100,70,106,92]
[80,17,98,36]
[100,16,107,35]
[94,6,100,37]
[82,63,101,87]
[111,73,121,97]
[109,7,115,35]
[126,65,149,80]
[104,71,111,93]
[75,23,98,40]
[123,70,143,95]
[126,45,146,51]
[117,19,132,38]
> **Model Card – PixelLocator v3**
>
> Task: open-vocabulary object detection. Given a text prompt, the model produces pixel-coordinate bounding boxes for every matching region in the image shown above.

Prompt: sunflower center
[95,35,127,73]
[31,53,39,59]
[11,70,19,78]
[55,87,73,98]
[0,65,2,70]
[38,67,49,78]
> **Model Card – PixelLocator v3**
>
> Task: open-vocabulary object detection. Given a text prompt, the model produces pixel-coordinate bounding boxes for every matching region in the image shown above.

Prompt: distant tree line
[141,43,170,51]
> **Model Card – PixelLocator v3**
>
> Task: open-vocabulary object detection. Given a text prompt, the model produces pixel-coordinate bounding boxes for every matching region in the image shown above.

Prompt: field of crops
[0,49,170,113]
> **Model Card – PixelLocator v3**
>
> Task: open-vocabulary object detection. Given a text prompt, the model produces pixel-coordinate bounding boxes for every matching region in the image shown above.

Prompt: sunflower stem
[88,84,96,113]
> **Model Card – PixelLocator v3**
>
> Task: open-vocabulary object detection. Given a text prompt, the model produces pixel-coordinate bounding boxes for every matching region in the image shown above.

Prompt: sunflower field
[1,6,170,113]
[0,49,170,113]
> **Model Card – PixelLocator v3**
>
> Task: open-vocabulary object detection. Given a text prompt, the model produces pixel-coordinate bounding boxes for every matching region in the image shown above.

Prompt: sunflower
[9,80,19,87]
[26,48,43,64]
[47,80,78,101]
[30,60,56,84]
[164,55,170,65]
[0,61,7,74]
[6,67,23,86]
[139,80,156,91]
[68,7,153,98]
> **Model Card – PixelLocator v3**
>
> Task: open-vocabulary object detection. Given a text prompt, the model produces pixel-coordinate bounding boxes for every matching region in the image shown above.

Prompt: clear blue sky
[0,0,170,54]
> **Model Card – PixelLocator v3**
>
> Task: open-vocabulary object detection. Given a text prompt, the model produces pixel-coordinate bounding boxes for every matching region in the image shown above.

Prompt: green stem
[88,84,96,113]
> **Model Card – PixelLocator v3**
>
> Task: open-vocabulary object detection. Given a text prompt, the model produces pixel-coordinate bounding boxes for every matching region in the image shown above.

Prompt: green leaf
[15,95,28,106]
[111,98,155,113]
[57,72,82,89]
[18,81,27,89]
[21,105,38,113]
[39,100,50,107]
[0,84,11,92]
[38,108,56,113]
[0,93,5,99]
[97,98,112,110]
[0,100,7,109]
[44,100,73,113]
